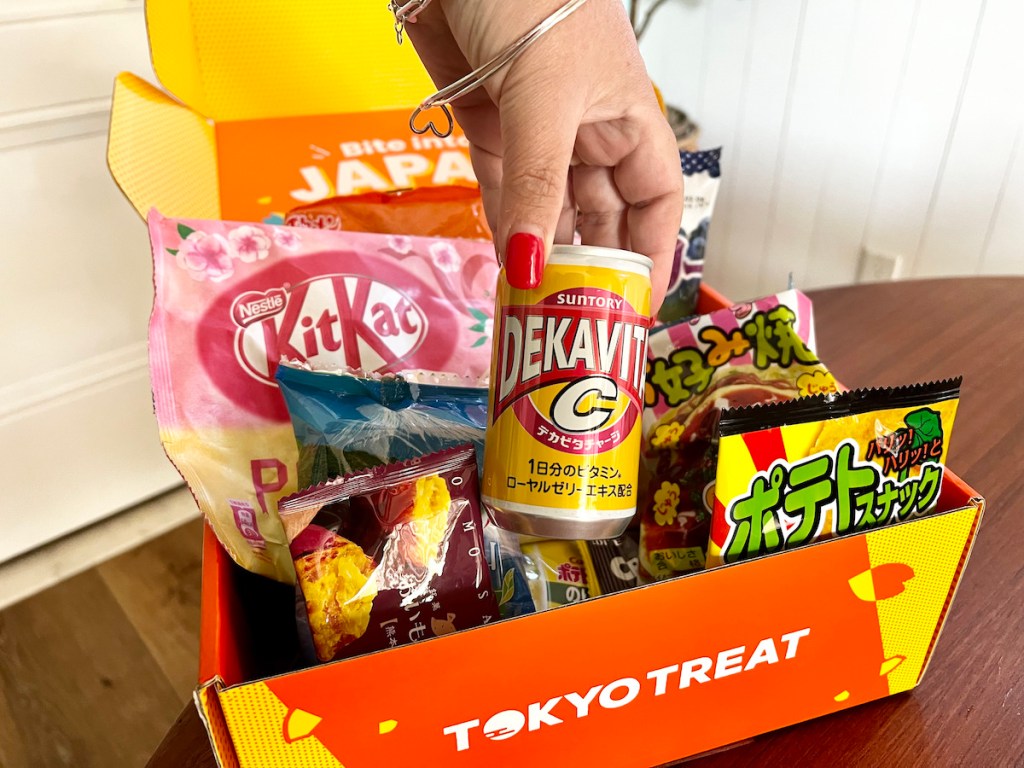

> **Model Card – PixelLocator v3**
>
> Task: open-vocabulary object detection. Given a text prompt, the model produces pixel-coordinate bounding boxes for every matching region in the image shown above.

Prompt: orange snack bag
[284,184,492,241]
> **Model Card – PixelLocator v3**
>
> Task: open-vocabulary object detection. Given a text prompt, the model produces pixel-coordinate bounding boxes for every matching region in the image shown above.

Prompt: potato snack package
[640,290,838,582]
[146,211,497,583]
[707,378,962,568]
[522,536,639,610]
[522,540,590,611]
[278,445,498,663]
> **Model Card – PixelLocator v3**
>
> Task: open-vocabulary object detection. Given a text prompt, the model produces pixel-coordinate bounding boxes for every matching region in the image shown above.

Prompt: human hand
[404,0,683,313]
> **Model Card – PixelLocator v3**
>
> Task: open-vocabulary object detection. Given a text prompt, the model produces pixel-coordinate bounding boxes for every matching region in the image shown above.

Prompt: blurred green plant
[627,0,675,41]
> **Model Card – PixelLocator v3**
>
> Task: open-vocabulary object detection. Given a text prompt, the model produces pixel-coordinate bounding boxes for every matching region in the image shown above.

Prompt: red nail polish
[505,232,544,289]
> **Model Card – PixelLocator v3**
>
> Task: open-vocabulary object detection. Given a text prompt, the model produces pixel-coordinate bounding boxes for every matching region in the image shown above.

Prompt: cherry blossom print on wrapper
[430,240,461,273]
[229,225,273,262]
[147,212,500,582]
[198,253,498,420]
[272,227,302,251]
[176,229,236,282]
[467,309,492,349]
[387,235,413,255]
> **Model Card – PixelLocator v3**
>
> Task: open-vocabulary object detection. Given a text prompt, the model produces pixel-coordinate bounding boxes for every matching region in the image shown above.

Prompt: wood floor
[0,518,204,768]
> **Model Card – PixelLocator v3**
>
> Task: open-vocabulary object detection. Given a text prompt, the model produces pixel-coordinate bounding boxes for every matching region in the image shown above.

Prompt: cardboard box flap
[195,678,241,768]
[861,493,982,695]
[108,72,219,219]
[145,0,435,121]
[914,494,985,685]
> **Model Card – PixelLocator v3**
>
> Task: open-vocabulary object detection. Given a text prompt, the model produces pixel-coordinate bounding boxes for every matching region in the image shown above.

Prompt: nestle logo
[231,289,287,328]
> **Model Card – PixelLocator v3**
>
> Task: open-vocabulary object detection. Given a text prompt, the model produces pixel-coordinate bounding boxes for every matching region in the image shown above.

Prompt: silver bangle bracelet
[390,0,590,138]
[388,0,433,45]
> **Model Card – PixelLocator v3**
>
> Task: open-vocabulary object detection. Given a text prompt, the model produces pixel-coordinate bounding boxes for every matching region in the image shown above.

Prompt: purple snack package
[278,444,499,663]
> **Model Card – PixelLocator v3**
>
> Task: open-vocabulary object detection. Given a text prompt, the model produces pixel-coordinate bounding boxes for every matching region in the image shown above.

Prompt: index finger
[615,118,683,314]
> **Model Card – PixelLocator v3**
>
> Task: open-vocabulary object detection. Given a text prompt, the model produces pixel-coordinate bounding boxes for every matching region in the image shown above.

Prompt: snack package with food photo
[278,445,498,663]
[146,211,497,582]
[640,289,839,582]
[707,378,962,568]
[274,364,535,618]
[657,148,723,324]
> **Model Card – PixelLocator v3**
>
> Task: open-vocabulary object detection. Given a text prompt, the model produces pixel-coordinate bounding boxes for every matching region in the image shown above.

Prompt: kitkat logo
[197,254,447,419]
[235,274,427,384]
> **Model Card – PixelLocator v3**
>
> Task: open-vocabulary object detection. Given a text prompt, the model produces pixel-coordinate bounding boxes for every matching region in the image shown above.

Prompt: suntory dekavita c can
[482,244,652,539]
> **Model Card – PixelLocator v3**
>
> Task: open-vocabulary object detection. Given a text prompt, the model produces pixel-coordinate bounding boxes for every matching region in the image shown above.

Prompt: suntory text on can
[482,245,652,539]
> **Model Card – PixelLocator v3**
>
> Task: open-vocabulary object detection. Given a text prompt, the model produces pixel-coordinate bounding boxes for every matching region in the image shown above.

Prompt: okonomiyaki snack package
[146,210,497,583]
[707,379,961,568]
[640,289,838,582]
[658,148,723,324]
[274,364,536,617]
[278,445,499,663]
[284,184,492,242]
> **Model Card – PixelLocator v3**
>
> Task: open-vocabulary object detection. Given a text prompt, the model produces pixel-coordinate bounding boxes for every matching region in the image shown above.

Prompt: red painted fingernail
[506,232,544,289]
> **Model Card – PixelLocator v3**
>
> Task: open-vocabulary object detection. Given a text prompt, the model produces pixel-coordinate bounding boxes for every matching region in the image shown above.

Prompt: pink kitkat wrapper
[147,211,498,582]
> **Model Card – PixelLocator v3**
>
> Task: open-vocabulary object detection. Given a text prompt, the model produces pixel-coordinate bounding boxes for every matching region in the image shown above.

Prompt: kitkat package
[278,445,499,662]
[146,211,498,582]
[640,290,838,581]
[708,379,961,567]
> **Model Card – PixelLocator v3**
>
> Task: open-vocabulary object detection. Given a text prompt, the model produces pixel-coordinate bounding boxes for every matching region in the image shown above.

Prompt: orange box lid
[108,0,452,221]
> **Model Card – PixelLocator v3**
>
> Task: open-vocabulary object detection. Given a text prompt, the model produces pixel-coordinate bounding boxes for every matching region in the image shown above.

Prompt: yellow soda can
[482,245,652,539]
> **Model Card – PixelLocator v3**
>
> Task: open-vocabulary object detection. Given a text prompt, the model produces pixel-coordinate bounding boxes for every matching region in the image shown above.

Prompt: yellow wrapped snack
[707,379,961,568]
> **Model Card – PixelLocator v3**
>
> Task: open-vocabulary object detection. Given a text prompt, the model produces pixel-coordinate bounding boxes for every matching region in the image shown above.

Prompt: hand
[405,0,683,313]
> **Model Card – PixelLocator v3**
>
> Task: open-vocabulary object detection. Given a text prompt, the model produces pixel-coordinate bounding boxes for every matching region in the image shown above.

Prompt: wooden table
[149,277,1024,768]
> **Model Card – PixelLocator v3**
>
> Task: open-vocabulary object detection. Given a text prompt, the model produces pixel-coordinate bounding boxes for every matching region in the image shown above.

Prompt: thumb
[497,83,580,289]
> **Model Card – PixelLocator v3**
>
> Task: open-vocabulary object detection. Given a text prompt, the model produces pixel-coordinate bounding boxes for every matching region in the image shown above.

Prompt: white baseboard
[0,2,144,25]
[0,98,112,151]
[0,345,185,564]
[0,485,197,612]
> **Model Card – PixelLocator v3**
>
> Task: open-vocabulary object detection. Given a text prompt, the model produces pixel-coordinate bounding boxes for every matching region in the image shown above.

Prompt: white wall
[0,1,181,563]
[639,0,1024,302]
